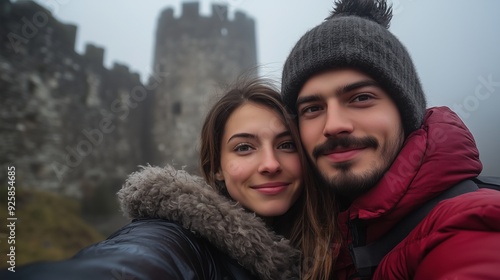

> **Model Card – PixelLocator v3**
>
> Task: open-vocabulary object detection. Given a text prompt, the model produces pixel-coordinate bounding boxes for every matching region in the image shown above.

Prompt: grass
[0,187,104,268]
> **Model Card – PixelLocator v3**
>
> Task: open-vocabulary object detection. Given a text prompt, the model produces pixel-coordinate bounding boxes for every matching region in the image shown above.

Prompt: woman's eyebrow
[227,130,291,143]
[275,131,291,139]
[227,133,255,143]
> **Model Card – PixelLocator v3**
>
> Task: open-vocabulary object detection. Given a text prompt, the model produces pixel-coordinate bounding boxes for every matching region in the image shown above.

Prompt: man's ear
[215,171,224,181]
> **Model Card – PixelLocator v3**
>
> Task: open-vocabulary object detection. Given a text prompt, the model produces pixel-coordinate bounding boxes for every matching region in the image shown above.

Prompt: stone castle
[0,0,257,197]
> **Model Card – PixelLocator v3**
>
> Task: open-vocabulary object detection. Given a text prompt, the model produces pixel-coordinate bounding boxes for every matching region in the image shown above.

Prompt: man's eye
[352,94,373,102]
[302,105,322,114]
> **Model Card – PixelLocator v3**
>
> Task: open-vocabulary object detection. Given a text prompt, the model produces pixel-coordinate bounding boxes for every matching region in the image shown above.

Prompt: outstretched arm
[1,218,214,280]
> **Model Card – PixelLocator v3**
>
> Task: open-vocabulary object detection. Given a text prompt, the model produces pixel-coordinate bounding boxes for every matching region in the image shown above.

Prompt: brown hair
[199,76,341,279]
[293,163,342,280]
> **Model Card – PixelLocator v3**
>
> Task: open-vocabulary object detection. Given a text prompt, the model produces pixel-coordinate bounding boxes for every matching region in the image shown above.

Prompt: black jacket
[3,165,300,280]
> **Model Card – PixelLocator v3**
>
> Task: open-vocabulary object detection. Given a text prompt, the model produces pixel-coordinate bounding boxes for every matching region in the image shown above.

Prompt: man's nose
[323,104,354,137]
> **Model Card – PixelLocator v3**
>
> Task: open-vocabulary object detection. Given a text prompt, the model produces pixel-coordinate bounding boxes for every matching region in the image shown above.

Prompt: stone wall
[0,1,149,197]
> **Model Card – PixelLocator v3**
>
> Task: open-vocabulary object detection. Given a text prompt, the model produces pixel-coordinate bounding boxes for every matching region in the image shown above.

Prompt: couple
[7,0,500,279]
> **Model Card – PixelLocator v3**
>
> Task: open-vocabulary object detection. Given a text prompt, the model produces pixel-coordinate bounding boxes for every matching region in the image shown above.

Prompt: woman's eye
[278,141,297,151]
[234,144,253,153]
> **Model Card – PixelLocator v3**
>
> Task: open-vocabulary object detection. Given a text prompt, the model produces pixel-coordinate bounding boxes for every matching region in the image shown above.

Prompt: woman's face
[216,102,303,217]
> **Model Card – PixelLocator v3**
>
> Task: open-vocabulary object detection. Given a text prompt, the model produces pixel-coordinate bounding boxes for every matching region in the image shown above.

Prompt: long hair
[292,160,342,280]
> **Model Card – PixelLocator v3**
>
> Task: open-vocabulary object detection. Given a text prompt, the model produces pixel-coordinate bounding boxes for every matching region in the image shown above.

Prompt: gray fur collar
[117,165,300,280]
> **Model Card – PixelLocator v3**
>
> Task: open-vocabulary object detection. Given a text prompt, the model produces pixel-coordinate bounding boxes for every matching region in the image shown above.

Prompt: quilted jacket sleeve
[375,189,500,280]
[2,218,217,280]
[413,189,500,280]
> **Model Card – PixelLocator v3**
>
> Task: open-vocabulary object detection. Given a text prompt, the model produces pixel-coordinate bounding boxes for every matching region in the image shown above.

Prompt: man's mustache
[312,136,378,159]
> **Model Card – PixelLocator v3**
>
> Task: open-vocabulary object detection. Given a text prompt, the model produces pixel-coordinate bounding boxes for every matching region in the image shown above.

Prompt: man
[281,0,500,279]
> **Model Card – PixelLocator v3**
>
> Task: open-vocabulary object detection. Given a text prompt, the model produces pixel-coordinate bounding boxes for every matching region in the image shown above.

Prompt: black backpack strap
[474,176,500,191]
[349,179,479,279]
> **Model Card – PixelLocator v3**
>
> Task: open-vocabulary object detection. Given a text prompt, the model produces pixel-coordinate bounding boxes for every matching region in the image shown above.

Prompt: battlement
[59,23,77,52]
[158,1,251,23]
[84,44,105,67]
[2,1,137,78]
[182,2,199,18]
[160,7,174,19]
[112,62,129,74]
[156,1,254,44]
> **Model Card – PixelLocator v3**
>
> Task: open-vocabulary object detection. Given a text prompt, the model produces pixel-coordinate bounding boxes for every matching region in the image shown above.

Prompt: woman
[4,78,305,280]
[201,78,341,280]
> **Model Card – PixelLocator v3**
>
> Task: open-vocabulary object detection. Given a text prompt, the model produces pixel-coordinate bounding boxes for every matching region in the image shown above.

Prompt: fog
[32,0,499,176]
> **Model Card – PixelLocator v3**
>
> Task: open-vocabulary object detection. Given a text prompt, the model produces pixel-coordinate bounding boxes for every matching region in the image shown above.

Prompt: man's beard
[320,163,385,205]
[312,135,402,204]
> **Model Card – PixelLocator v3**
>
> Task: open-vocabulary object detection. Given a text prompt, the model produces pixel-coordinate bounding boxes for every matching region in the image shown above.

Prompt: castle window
[220,28,228,36]
[27,80,36,94]
[172,101,182,115]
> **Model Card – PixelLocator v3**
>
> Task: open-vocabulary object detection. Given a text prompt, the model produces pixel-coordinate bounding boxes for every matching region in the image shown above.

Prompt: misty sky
[30,0,500,176]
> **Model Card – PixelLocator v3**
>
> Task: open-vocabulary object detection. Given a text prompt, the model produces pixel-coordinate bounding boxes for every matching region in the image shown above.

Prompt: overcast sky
[30,0,500,176]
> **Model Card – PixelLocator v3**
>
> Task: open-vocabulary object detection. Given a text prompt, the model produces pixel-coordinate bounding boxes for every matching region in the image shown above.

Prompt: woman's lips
[251,182,289,195]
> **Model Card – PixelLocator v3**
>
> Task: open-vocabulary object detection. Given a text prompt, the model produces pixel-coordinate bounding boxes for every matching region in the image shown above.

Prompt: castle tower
[150,2,257,172]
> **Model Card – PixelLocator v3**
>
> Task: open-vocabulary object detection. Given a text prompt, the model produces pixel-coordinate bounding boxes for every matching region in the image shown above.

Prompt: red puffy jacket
[334,107,500,279]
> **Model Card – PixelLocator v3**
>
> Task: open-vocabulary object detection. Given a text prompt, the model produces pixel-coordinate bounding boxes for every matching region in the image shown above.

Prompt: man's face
[296,69,404,200]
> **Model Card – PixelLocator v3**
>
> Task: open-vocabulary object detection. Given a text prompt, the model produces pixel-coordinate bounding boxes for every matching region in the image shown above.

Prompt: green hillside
[0,188,104,268]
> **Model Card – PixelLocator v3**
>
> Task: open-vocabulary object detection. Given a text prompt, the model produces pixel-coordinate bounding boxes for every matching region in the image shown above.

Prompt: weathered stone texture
[0,1,148,197]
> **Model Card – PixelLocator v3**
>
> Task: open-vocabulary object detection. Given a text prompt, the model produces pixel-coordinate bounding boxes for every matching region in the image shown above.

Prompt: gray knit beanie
[282,0,427,136]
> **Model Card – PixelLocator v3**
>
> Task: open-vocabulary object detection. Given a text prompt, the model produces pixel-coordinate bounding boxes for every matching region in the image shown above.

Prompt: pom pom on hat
[327,0,392,28]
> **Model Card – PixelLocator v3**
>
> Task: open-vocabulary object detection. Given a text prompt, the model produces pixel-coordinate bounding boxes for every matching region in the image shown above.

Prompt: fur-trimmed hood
[117,165,300,280]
